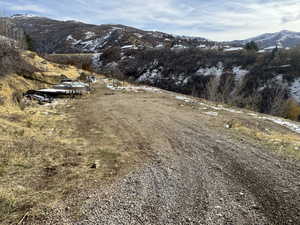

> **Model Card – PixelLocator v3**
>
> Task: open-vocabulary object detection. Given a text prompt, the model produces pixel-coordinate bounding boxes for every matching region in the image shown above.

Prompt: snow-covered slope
[9,15,211,54]
[229,30,300,49]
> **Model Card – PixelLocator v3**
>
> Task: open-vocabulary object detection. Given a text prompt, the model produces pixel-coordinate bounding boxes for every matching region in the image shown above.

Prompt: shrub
[245,41,259,52]
[286,99,300,121]
[44,54,93,72]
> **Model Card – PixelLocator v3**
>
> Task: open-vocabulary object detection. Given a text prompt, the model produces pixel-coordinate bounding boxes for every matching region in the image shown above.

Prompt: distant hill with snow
[1,15,300,120]
[228,30,300,49]
[8,15,214,54]
[7,15,300,53]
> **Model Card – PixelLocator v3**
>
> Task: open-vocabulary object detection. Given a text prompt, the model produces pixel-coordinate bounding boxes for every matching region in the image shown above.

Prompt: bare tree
[269,84,289,117]
[218,73,235,103]
[206,75,220,102]
[0,12,27,50]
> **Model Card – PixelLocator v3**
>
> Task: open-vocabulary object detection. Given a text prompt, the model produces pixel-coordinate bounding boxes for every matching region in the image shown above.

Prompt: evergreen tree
[25,34,34,50]
[245,41,259,51]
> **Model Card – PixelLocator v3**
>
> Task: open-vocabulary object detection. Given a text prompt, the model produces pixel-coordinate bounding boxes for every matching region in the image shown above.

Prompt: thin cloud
[282,14,300,24]
[9,4,47,13]
[0,0,299,41]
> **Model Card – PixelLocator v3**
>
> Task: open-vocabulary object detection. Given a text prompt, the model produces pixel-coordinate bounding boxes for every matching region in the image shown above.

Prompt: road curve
[70,83,300,225]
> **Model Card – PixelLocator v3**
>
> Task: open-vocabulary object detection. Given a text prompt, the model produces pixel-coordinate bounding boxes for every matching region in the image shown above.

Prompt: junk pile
[24,76,96,104]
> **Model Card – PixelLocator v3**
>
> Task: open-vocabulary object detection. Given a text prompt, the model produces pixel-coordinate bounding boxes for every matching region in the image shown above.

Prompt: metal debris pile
[24,76,96,104]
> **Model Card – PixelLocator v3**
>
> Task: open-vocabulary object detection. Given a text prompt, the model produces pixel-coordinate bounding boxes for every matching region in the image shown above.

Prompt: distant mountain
[229,30,300,49]
[9,15,212,54]
[4,15,300,52]
[3,14,300,118]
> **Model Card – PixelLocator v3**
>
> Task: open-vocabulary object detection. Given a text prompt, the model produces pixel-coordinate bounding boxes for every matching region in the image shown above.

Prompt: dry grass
[231,120,300,160]
[0,99,131,224]
[0,76,136,224]
[0,104,72,223]
[44,53,94,72]
[21,51,91,81]
[0,50,102,224]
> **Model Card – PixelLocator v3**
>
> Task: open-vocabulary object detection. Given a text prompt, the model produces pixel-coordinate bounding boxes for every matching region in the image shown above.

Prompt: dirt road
[46,81,299,225]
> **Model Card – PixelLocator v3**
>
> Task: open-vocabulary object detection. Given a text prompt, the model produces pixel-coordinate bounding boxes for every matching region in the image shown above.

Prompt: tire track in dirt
[67,85,300,225]
[170,117,300,224]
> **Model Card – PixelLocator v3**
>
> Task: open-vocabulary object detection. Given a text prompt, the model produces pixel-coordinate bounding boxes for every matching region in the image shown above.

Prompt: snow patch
[134,33,143,38]
[224,47,243,52]
[196,62,224,77]
[175,96,194,103]
[204,111,218,116]
[137,69,162,84]
[103,79,162,93]
[66,35,78,43]
[209,105,243,114]
[171,44,188,49]
[290,78,300,103]
[197,44,207,48]
[261,116,300,134]
[92,53,103,69]
[263,46,280,50]
[85,31,96,39]
[175,93,300,134]
[112,27,123,30]
[246,111,300,134]
[233,66,249,81]
[155,43,164,48]
[121,45,138,49]
[66,31,113,52]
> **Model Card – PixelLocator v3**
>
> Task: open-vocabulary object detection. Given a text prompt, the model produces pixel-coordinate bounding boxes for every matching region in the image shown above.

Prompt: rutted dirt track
[56,82,299,225]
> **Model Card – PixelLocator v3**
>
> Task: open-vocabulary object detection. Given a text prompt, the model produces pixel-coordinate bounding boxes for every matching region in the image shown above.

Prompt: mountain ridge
[6,15,300,51]
[228,30,300,49]
[8,15,212,54]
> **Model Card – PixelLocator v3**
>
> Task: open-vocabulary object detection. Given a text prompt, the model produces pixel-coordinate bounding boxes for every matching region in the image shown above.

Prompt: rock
[251,204,260,210]
[91,160,101,169]
[224,124,231,129]
[104,93,115,96]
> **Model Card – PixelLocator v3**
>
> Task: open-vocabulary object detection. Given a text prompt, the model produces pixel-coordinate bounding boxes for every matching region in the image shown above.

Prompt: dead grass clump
[12,91,26,110]
[0,96,4,106]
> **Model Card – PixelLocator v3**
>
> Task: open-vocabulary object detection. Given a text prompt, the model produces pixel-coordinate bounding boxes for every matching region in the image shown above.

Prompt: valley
[0,13,300,225]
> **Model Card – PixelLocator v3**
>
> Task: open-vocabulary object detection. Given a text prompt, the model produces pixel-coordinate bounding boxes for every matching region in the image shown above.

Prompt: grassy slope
[0,50,97,224]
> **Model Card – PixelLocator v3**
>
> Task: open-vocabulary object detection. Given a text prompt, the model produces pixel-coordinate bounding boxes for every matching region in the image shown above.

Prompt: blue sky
[0,0,299,41]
